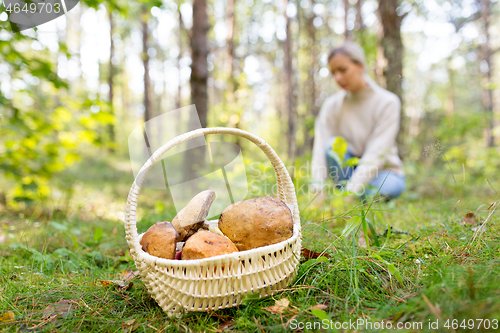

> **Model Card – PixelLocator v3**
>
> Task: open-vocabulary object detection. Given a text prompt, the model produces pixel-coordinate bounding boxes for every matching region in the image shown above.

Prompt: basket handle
[124,127,299,260]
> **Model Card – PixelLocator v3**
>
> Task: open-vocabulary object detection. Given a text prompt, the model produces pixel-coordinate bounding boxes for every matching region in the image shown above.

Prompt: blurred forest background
[0,0,499,215]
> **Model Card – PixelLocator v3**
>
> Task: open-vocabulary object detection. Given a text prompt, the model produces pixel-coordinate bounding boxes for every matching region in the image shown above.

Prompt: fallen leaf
[276,298,289,308]
[42,300,73,319]
[118,270,140,282]
[218,319,235,331]
[0,311,15,323]
[301,248,331,262]
[121,319,138,333]
[100,271,139,291]
[100,280,133,291]
[262,298,289,314]
[100,280,114,287]
[459,212,478,226]
[307,304,328,311]
[310,308,330,321]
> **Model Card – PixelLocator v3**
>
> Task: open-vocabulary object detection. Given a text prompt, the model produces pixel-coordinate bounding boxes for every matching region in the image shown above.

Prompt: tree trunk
[108,10,115,149]
[479,0,496,147]
[283,0,297,161]
[305,0,319,153]
[377,0,406,155]
[377,0,404,103]
[190,0,209,128]
[355,0,366,43]
[142,5,151,124]
[177,2,184,110]
[375,20,386,87]
[355,0,364,31]
[343,0,351,40]
[226,0,242,148]
[183,0,209,182]
[55,16,65,108]
[69,5,83,89]
[445,57,455,117]
[226,0,236,95]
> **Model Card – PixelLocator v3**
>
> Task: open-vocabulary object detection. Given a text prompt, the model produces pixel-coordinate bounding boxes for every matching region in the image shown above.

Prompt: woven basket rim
[136,219,300,268]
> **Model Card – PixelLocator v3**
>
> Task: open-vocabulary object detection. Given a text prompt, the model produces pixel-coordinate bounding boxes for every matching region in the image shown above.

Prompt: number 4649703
[444,319,498,330]
[5,2,62,14]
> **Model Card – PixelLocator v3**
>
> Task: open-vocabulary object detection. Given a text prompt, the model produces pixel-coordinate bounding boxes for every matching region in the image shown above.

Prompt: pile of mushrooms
[140,190,293,261]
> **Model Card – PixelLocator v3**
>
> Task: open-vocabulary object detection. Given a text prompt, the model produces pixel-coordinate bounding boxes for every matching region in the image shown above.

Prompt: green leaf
[298,257,329,279]
[345,157,359,167]
[316,256,329,263]
[310,309,330,321]
[372,254,403,282]
[49,221,68,231]
[241,293,261,305]
[367,220,380,247]
[299,258,318,272]
[31,252,55,266]
[340,216,361,239]
[70,234,80,250]
[387,263,403,282]
[331,137,348,163]
[154,201,165,213]
[93,227,103,243]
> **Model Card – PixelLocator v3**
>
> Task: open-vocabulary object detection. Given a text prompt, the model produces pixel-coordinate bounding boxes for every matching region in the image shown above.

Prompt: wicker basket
[124,127,301,315]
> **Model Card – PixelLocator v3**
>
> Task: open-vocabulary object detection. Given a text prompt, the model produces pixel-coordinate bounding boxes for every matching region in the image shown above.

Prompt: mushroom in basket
[218,196,293,251]
[140,222,178,259]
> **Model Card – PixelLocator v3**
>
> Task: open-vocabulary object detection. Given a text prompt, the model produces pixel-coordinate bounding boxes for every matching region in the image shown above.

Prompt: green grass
[1,153,500,332]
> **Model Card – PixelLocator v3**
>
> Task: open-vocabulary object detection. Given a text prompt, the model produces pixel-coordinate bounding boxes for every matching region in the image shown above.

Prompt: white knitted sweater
[311,78,405,193]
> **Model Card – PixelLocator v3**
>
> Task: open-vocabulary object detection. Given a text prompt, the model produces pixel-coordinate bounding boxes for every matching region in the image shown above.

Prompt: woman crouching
[311,41,405,200]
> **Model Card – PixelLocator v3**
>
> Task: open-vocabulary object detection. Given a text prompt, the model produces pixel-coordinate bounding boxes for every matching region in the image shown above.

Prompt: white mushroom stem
[175,242,185,253]
[172,190,216,241]
[202,220,225,236]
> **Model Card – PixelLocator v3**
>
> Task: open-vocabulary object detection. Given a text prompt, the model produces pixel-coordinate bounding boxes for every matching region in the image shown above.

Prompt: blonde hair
[327,41,367,72]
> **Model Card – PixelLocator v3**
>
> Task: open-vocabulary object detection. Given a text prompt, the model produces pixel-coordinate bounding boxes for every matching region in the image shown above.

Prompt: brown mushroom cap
[218,196,293,251]
[172,190,216,241]
[140,221,178,259]
[181,230,238,260]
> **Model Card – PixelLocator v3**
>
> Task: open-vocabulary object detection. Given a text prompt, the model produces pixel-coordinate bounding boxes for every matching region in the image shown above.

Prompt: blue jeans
[325,136,405,199]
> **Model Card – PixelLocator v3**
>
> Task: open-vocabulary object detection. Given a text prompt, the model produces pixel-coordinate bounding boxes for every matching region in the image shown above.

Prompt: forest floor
[1,152,499,332]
